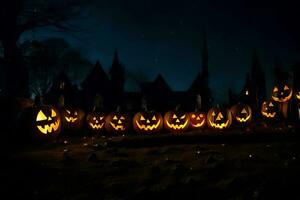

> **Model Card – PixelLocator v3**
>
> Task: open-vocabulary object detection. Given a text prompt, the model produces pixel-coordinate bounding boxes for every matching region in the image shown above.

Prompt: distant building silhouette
[188,32,212,111]
[140,74,173,111]
[46,70,79,106]
[81,60,110,110]
[239,51,266,115]
[250,51,266,110]
[109,51,125,106]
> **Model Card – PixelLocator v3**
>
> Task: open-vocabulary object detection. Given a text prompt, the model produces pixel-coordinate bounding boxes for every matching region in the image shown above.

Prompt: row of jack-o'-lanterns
[25,103,254,139]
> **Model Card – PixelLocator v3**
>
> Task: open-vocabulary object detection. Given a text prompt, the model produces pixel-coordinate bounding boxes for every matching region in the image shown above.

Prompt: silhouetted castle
[45,35,214,112]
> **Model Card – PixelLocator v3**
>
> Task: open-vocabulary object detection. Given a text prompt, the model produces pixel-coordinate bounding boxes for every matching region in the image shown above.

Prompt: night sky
[21,0,300,103]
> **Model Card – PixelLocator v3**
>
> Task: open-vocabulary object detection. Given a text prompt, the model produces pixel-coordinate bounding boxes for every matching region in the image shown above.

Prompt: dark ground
[1,128,300,200]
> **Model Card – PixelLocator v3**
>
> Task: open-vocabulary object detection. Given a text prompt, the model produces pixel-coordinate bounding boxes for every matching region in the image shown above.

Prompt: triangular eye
[180,115,186,119]
[172,114,177,119]
[269,102,274,107]
[100,117,104,120]
[74,111,78,115]
[284,85,289,90]
[37,110,47,121]
[200,114,204,118]
[113,116,118,120]
[273,87,278,92]
[93,117,96,120]
[191,114,196,118]
[241,108,247,114]
[212,111,216,116]
[51,109,57,117]
[120,116,125,120]
[66,110,71,114]
[152,116,156,120]
[140,115,145,121]
[216,113,224,120]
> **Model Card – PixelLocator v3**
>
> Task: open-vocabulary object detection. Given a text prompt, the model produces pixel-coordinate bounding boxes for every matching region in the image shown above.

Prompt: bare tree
[0,0,89,97]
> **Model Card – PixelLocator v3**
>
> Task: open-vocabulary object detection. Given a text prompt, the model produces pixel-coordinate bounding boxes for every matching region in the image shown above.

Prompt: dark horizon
[16,0,300,103]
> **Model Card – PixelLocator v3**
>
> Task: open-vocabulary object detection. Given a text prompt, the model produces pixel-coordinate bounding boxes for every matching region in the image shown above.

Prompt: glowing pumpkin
[271,84,293,103]
[231,104,252,124]
[188,112,206,129]
[105,113,131,133]
[22,105,61,139]
[133,111,163,133]
[86,112,106,132]
[61,108,85,130]
[296,91,300,100]
[261,101,278,119]
[207,107,232,130]
[164,111,190,132]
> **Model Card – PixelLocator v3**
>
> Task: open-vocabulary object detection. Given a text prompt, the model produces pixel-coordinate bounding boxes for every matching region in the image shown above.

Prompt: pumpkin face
[164,111,190,132]
[271,84,293,103]
[231,104,252,123]
[296,91,300,100]
[133,112,163,133]
[34,106,61,137]
[189,112,206,129]
[61,108,85,130]
[207,107,232,129]
[261,101,278,119]
[86,112,106,132]
[105,113,131,133]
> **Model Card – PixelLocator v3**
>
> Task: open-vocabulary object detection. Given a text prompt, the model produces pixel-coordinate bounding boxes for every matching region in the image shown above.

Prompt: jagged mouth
[166,120,188,130]
[208,119,230,129]
[236,115,251,123]
[191,120,205,128]
[89,123,104,130]
[110,122,126,131]
[65,117,78,123]
[136,120,161,131]
[37,120,60,134]
[262,111,276,118]
[272,91,293,103]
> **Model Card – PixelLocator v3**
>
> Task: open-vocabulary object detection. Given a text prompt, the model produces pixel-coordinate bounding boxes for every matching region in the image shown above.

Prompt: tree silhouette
[20,38,91,100]
[0,0,87,97]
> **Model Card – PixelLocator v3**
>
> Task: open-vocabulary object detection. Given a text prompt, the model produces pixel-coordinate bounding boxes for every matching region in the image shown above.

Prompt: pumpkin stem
[175,104,181,111]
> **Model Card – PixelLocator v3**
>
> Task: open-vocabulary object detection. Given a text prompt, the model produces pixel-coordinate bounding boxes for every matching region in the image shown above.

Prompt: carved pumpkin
[86,112,106,132]
[271,84,293,103]
[207,107,232,130]
[164,110,190,132]
[21,105,62,139]
[188,112,206,129]
[296,91,300,100]
[231,104,252,124]
[105,113,131,133]
[61,108,85,130]
[261,101,278,119]
[133,111,163,133]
